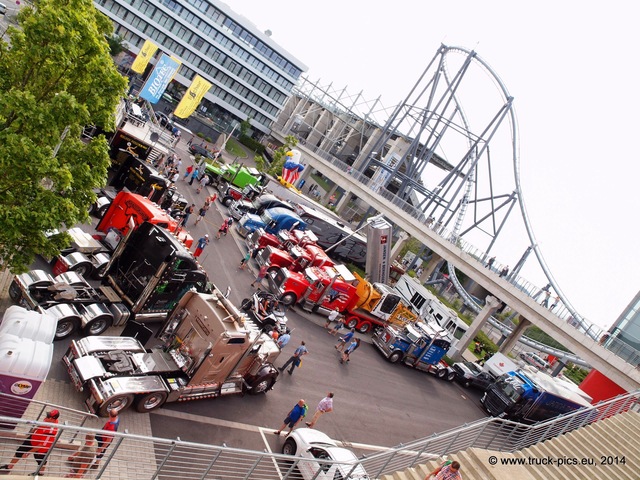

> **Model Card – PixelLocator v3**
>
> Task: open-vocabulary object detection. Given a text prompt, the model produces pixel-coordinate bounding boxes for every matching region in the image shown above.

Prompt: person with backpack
[273,399,308,437]
[425,459,462,479]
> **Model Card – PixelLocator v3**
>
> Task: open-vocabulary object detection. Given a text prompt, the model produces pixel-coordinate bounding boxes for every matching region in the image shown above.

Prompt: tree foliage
[106,33,127,57]
[267,135,298,176]
[0,0,128,272]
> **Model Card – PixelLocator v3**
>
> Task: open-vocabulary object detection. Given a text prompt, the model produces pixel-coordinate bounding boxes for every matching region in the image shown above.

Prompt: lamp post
[221,121,239,153]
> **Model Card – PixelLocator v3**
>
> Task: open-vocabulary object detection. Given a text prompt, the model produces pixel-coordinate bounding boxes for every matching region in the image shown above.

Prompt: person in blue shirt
[279,341,308,375]
[335,328,355,352]
[277,329,291,349]
[273,399,308,436]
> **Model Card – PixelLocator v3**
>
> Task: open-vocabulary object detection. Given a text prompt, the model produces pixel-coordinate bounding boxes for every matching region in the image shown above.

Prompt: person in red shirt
[0,409,60,475]
[91,408,120,470]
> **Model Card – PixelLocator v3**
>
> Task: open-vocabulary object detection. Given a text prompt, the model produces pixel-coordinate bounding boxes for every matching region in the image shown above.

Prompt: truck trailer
[64,289,280,416]
[481,368,593,423]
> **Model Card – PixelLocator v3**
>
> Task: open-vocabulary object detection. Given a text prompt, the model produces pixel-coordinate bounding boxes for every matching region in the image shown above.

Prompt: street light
[325,213,385,253]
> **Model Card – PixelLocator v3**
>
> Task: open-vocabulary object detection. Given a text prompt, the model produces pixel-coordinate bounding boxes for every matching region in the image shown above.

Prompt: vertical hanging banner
[130,39,158,74]
[174,75,212,118]
[139,53,182,104]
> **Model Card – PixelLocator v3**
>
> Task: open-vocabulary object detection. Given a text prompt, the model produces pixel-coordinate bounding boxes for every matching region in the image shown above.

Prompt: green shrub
[196,132,204,138]
[205,136,212,142]
[239,134,266,154]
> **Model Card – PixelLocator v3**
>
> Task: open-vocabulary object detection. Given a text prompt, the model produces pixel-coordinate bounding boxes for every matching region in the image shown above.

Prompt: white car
[519,351,551,370]
[281,428,370,479]
[0,2,7,15]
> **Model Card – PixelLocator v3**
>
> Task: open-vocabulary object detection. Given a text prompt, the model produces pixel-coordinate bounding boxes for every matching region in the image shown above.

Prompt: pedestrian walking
[486,256,495,269]
[550,295,560,311]
[170,171,180,184]
[499,265,509,278]
[273,399,308,436]
[279,341,308,375]
[181,204,195,227]
[305,392,334,428]
[341,338,361,364]
[65,433,97,478]
[189,167,200,185]
[277,328,291,349]
[324,308,342,330]
[216,217,231,239]
[0,409,60,475]
[328,315,347,336]
[426,460,462,479]
[194,203,209,225]
[91,408,120,471]
[183,164,194,180]
[251,263,269,287]
[196,175,209,194]
[335,328,355,352]
[239,250,251,269]
[207,193,218,204]
[193,235,210,257]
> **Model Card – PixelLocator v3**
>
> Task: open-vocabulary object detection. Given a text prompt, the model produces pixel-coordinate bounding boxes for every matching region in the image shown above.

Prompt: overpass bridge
[272,129,640,391]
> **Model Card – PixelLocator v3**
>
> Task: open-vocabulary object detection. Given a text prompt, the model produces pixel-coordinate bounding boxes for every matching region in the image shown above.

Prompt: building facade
[607,290,640,362]
[94,0,307,135]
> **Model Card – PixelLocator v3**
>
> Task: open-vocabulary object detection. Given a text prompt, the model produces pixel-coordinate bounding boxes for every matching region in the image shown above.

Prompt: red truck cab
[97,191,193,248]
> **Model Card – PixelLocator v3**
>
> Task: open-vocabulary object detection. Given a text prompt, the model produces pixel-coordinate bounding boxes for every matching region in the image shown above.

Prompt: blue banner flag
[139,54,181,104]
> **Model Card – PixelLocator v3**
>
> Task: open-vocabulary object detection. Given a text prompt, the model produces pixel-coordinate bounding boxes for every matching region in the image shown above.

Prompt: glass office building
[606,290,640,364]
[94,0,307,134]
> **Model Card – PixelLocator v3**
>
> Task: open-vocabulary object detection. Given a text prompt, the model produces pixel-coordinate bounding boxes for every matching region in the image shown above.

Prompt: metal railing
[1,390,638,479]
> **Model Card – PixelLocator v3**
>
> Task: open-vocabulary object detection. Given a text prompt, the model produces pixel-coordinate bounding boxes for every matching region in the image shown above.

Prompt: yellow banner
[174,75,212,119]
[131,40,159,74]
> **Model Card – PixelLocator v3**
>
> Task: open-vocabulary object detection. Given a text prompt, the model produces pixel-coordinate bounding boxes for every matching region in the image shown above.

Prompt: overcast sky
[224,0,639,329]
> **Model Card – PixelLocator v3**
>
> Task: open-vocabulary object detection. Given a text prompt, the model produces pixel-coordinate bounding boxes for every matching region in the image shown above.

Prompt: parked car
[154,112,174,131]
[0,3,7,15]
[281,428,370,480]
[519,351,551,370]
[189,144,216,159]
[452,361,494,390]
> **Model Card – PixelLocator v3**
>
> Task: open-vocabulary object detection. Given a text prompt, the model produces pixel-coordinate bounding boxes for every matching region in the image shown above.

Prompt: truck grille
[483,388,508,416]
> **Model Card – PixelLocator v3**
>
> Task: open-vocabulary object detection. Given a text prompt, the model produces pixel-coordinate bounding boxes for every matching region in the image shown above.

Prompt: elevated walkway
[271,130,640,391]
[381,410,639,480]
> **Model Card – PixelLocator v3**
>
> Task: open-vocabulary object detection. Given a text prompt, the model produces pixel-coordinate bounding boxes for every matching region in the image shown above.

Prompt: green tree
[0,0,127,273]
[106,33,127,57]
[267,135,298,177]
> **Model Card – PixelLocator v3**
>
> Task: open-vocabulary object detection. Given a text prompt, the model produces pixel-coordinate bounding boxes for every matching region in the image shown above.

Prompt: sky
[224,0,640,329]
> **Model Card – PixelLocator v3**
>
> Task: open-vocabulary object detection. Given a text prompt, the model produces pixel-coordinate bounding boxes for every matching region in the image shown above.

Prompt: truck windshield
[261,211,274,225]
[496,375,524,402]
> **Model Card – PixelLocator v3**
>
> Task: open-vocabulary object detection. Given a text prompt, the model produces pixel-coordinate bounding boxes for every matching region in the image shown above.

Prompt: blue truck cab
[481,368,593,423]
[372,321,456,380]
[236,207,306,238]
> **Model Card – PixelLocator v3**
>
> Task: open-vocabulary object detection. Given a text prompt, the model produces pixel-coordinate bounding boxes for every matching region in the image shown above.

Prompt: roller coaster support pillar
[449,295,502,361]
[498,315,532,354]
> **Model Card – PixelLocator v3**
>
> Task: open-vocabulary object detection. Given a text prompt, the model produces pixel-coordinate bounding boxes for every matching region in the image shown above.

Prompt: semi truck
[52,192,193,279]
[481,368,594,423]
[255,243,334,273]
[236,207,306,238]
[9,222,209,340]
[452,352,518,390]
[372,321,456,380]
[394,274,468,345]
[267,266,416,333]
[204,162,267,191]
[64,289,280,416]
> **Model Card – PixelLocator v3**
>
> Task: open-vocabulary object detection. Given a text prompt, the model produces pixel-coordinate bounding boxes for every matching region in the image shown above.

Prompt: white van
[0,3,8,15]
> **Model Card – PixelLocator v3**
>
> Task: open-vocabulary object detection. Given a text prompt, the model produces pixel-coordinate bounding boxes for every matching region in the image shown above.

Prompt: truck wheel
[95,203,110,219]
[446,371,456,382]
[280,292,297,306]
[69,261,93,278]
[83,315,113,336]
[98,394,134,417]
[55,317,81,340]
[463,379,472,388]
[248,375,275,395]
[217,181,229,194]
[388,351,402,363]
[436,368,447,379]
[135,392,167,412]
[282,438,297,456]
[357,322,371,334]
[222,196,233,207]
[346,317,359,330]
[8,280,23,303]
[241,298,252,311]
[92,264,108,280]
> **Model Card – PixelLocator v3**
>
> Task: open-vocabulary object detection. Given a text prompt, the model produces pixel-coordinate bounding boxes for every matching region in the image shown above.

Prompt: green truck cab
[205,162,267,192]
